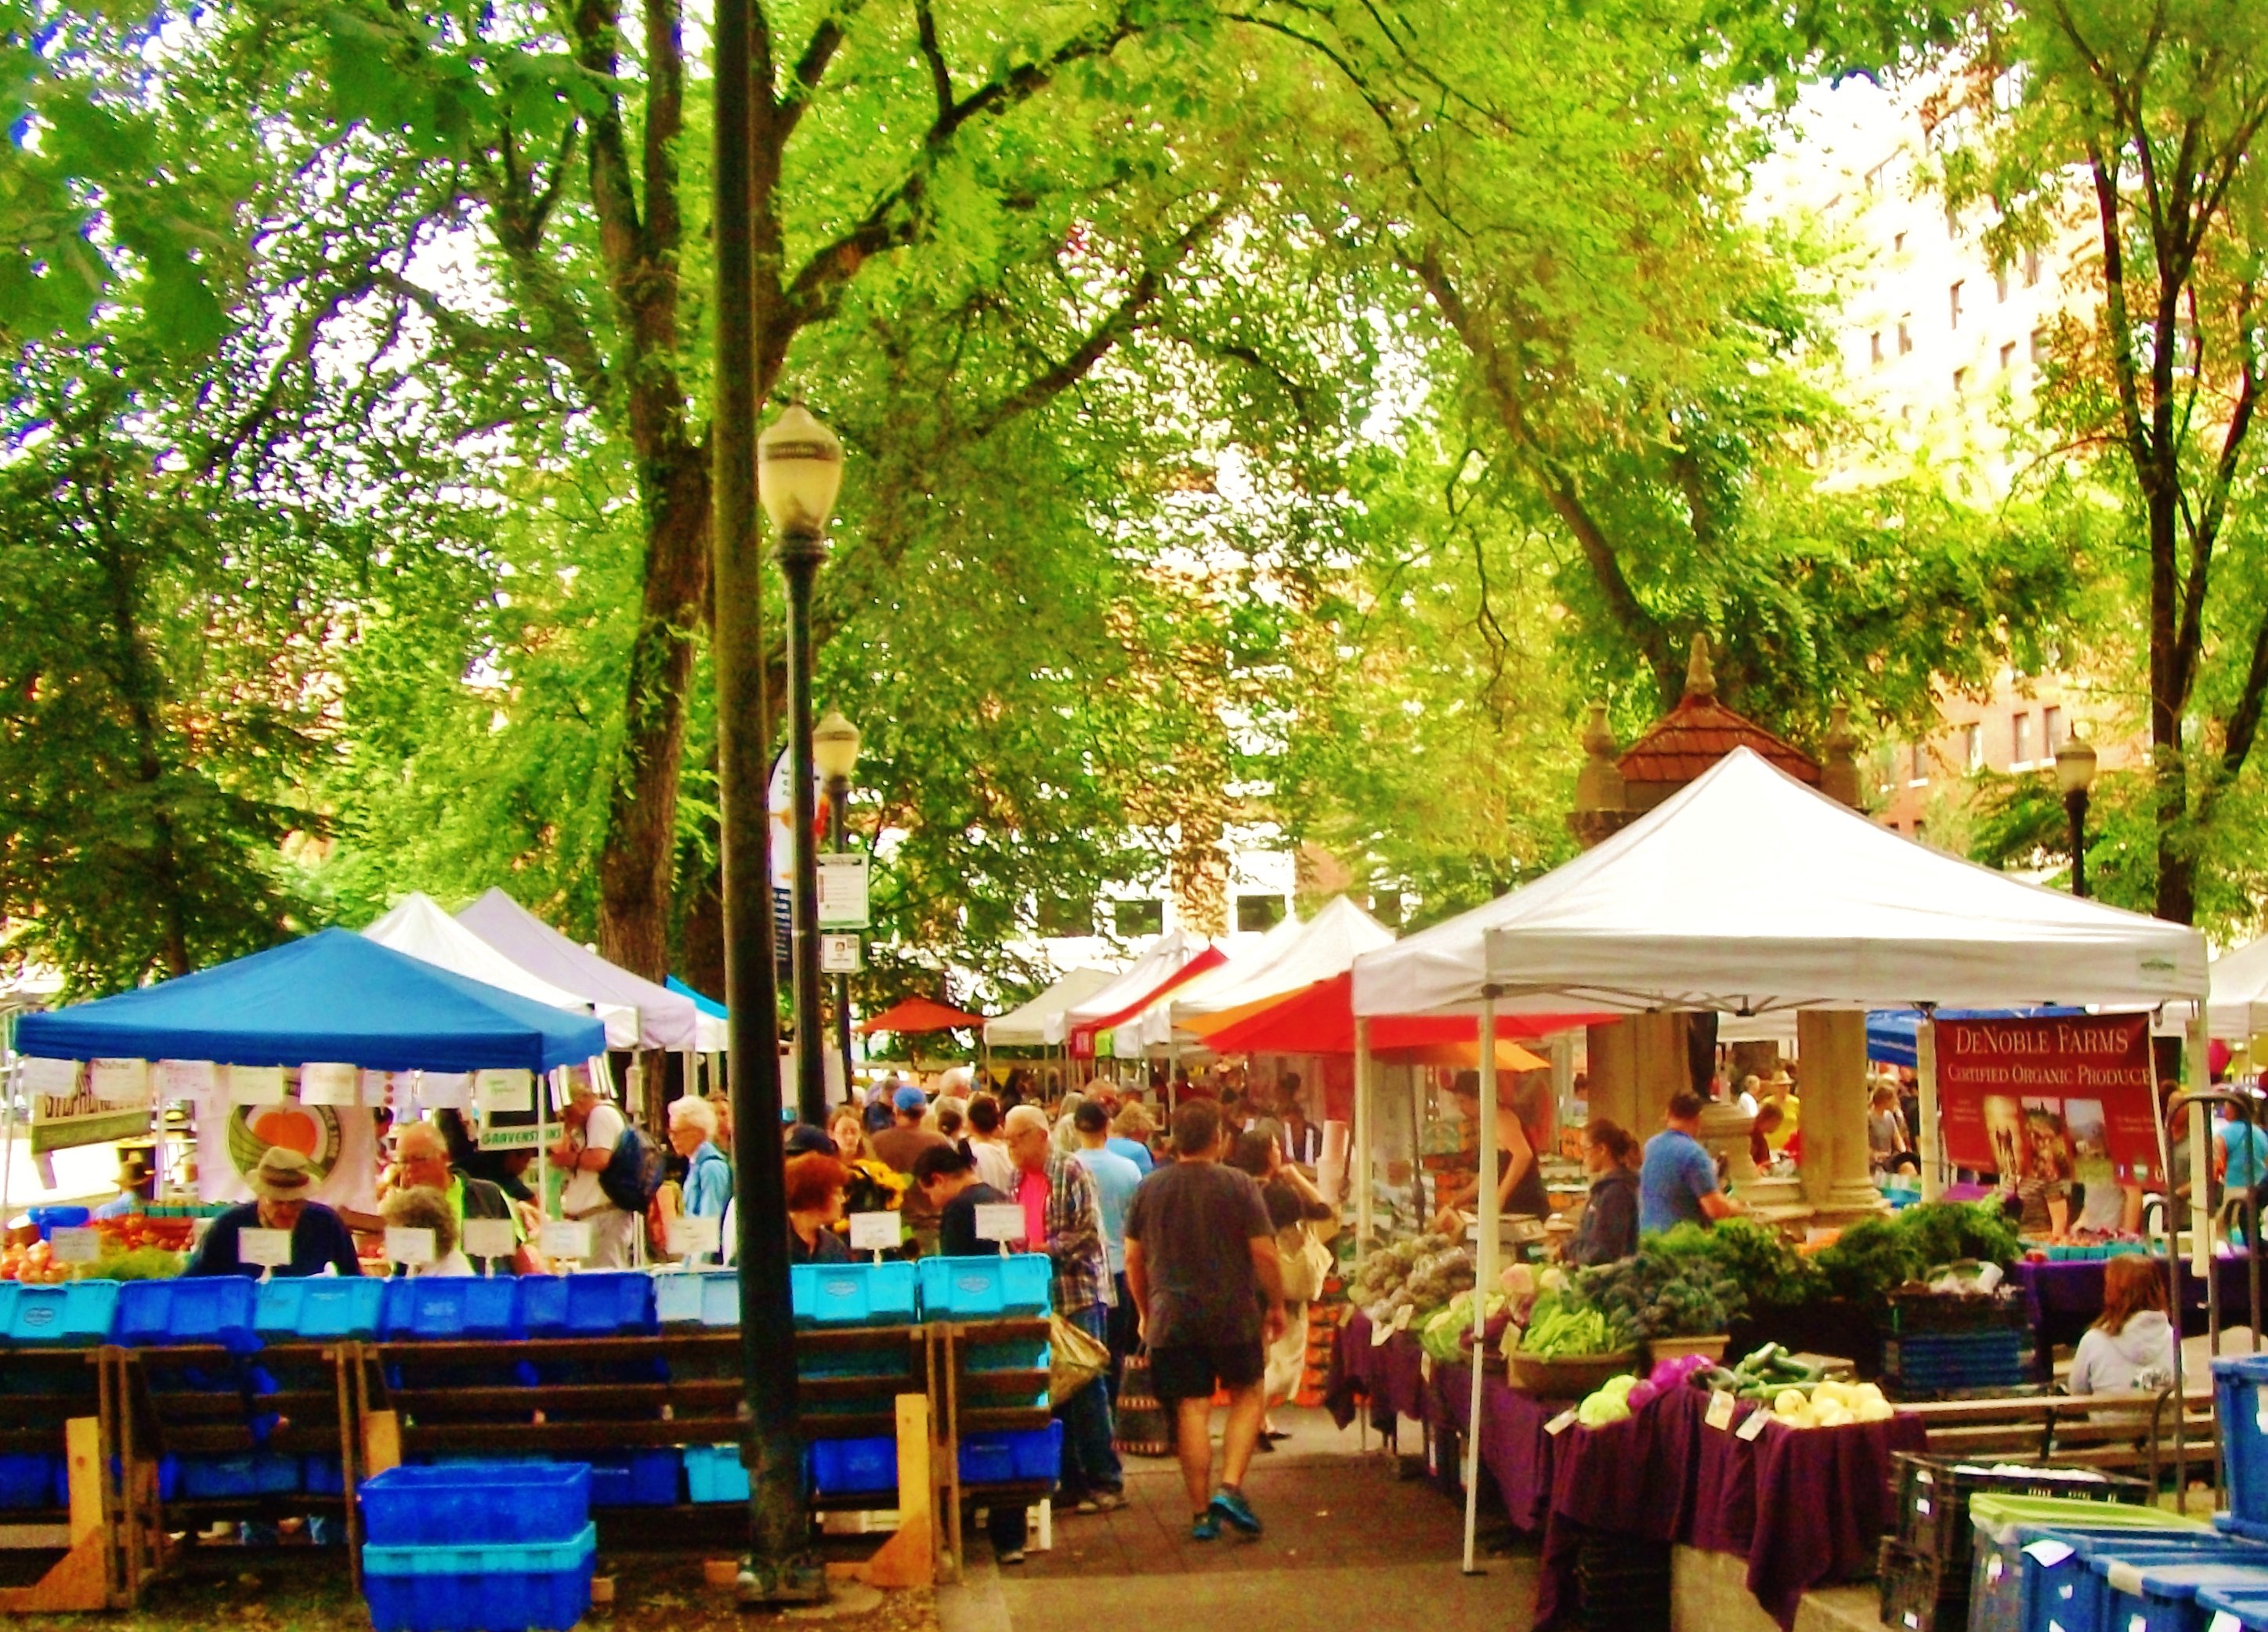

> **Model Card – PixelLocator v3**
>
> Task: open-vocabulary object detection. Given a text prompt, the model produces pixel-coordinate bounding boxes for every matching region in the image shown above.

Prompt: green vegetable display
[1649,1220,1822,1310]
[1572,1243,1745,1339]
[1418,1290,1510,1362]
[1576,1373,1639,1427]
[1511,1293,1622,1358]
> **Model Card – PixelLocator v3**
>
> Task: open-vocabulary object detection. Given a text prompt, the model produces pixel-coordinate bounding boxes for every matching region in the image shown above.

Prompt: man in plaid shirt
[1004,1104,1123,1529]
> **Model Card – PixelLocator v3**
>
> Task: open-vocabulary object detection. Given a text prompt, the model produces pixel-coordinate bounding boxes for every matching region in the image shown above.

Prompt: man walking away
[1069,1099,1143,1398]
[1122,1098,1285,1542]
[1003,1104,1125,1523]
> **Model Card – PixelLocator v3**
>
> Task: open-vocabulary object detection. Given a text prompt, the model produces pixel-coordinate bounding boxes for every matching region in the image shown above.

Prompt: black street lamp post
[759,405,842,1131]
[813,709,861,1103]
[2056,733,2099,899]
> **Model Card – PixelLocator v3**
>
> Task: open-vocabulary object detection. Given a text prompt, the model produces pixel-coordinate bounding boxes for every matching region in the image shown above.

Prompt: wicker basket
[1645,1333,1731,1368]
[1507,1348,1638,1399]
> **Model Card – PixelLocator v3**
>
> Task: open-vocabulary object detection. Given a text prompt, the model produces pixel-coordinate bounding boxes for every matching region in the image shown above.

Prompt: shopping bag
[1047,1312,1111,1406]
[1112,1348,1174,1456]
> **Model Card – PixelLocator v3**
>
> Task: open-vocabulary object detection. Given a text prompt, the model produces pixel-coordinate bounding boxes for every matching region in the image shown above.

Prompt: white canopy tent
[1050,929,1214,1049]
[2210,936,2268,1044]
[456,888,702,1052]
[983,967,1120,1049]
[1120,895,1397,1052]
[1346,747,2212,1573]
[363,892,639,1049]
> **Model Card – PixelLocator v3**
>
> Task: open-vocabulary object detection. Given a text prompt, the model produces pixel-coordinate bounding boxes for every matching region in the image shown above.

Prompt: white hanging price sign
[848,1211,899,1253]
[226,1065,286,1105]
[1705,1391,1736,1431]
[419,1073,470,1111]
[89,1058,150,1105]
[385,1227,436,1267]
[476,1069,534,1114]
[678,1214,722,1256]
[49,1227,101,1265]
[463,1218,519,1261]
[541,1220,592,1261]
[1737,1407,1771,1442]
[972,1203,1025,1243]
[19,1058,80,1095]
[298,1062,359,1106]
[239,1229,294,1268]
[157,1060,216,1099]
[1544,1408,1579,1436]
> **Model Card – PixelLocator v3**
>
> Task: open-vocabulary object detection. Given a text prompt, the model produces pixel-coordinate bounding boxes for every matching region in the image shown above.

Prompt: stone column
[1796,1011,1886,1223]
[1586,1021,1637,1134]
[1630,1013,1690,1135]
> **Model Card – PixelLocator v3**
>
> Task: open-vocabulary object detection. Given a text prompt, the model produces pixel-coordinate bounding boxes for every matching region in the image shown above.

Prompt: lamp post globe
[757,403,842,540]
[2055,733,2098,898]
[813,710,861,783]
[814,708,861,1106]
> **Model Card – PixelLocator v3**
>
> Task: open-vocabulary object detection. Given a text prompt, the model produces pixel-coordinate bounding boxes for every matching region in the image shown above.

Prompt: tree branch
[913,0,953,123]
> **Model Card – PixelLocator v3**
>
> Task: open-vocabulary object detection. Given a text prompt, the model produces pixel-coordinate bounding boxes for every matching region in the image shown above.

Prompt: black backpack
[598,1123,667,1214]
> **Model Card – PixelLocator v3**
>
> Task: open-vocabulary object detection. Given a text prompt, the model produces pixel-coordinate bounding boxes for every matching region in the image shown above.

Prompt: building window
[2012,712,2033,764]
[1953,367,1969,395]
[1112,898,1163,937]
[2024,248,2042,287]
[2000,341,2017,372]
[2043,705,2064,751]
[1949,280,1965,328]
[1235,894,1286,933]
[1995,270,2009,302]
[1964,724,1984,770]
[1870,331,1884,366]
[1036,894,1094,937]
[2031,326,2050,364]
[1898,317,1913,355]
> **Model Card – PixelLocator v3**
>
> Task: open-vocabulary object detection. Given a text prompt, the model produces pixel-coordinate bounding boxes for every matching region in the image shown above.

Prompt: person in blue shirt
[2217,1099,2268,1236]
[1107,1102,1158,1175]
[1071,1100,1145,1399]
[184,1147,364,1278]
[1638,1091,1743,1236]
[93,1144,157,1221]
[667,1095,732,1261]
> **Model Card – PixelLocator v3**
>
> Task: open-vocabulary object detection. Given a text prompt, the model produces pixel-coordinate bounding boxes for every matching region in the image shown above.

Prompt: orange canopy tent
[858,997,989,1036]
[1200,972,1594,1057]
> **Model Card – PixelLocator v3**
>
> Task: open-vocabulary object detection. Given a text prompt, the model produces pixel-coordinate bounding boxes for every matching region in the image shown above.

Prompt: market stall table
[1424,1357,1554,1532]
[1326,1312,1434,1433]
[2010,1253,2264,1353]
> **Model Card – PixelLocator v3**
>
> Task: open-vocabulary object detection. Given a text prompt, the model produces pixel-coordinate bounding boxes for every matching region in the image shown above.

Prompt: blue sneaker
[1209,1486,1262,1538]
[1190,1511,1221,1542]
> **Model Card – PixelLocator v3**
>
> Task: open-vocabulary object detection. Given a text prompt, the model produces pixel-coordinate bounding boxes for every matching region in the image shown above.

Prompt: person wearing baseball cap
[867,1084,950,1238]
[183,1146,364,1279]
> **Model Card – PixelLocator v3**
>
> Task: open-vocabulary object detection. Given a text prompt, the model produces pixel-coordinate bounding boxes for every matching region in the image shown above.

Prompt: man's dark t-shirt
[183,1201,364,1279]
[939,1182,1008,1257]
[870,1126,953,1224]
[1123,1161,1273,1347]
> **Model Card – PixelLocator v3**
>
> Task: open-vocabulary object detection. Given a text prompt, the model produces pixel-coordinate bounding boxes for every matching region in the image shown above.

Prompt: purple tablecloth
[1326,1312,1436,1432]
[2011,1254,2265,1352]
[1427,1359,1555,1532]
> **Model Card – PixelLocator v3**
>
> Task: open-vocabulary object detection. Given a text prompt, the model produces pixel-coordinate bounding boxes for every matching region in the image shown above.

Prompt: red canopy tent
[1067,946,1228,1059]
[1201,972,1594,1055]
[858,997,989,1036]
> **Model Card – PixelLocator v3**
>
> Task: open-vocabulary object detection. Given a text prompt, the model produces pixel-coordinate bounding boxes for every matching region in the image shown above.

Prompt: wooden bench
[1903,1387,2222,1493]
[0,1347,125,1614]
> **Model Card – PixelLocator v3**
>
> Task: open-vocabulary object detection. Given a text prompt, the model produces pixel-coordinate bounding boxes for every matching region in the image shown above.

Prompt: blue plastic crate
[6,1280,120,1347]
[303,1455,345,1497]
[957,1422,1061,1487]
[27,1207,88,1240]
[177,1452,302,1500]
[964,1339,1049,1373]
[2095,1558,2268,1632]
[362,1522,595,1632]
[381,1276,520,1341]
[2199,1586,2268,1631]
[2031,1536,2268,1632]
[2220,1358,2268,1528]
[586,1449,679,1507]
[654,1270,740,1328]
[684,1445,750,1504]
[114,1276,262,1352]
[257,1276,385,1341]
[809,1437,897,1496]
[514,1272,655,1338]
[915,1255,1051,1320]
[791,1261,918,1328]
[0,1454,57,1511]
[360,1463,591,1546]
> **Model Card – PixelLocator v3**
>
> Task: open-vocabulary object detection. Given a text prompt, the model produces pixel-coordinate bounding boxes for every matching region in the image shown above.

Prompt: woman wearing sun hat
[183,1146,364,1278]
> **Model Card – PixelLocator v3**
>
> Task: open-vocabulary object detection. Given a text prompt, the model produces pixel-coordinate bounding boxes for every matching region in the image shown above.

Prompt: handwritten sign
[420,1073,470,1111]
[541,1220,592,1261]
[89,1058,150,1105]
[848,1212,899,1253]
[385,1227,436,1266]
[476,1069,534,1114]
[1544,1408,1579,1436]
[158,1060,216,1099]
[19,1058,80,1095]
[298,1062,360,1106]
[464,1218,519,1261]
[49,1227,101,1265]
[239,1228,293,1268]
[1737,1406,1771,1442]
[226,1065,286,1106]
[973,1203,1025,1243]
[1705,1391,1736,1431]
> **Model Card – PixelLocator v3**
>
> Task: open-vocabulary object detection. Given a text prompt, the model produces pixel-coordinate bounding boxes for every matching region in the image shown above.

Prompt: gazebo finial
[1684,632,1716,701]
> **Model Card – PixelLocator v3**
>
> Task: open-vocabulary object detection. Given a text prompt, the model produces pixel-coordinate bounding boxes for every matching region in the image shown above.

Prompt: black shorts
[1148,1340,1266,1403]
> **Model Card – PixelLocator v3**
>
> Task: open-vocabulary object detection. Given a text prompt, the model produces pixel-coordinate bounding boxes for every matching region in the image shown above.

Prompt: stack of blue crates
[2220,1356,2268,1539]
[921,1257,1058,1485]
[360,1462,595,1632]
[1881,1328,2031,1399]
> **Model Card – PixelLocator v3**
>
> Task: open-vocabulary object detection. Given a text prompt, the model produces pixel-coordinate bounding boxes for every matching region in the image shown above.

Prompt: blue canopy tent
[16,928,606,1072]
[1865,1007,2087,1071]
[666,975,727,1019]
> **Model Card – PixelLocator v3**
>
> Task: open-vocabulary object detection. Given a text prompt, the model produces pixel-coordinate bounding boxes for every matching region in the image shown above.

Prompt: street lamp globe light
[757,402,843,538]
[2054,733,2098,797]
[813,710,861,783]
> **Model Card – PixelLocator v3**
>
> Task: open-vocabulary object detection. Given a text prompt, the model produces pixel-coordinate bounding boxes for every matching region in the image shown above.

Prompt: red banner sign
[1937,1013,2161,1184]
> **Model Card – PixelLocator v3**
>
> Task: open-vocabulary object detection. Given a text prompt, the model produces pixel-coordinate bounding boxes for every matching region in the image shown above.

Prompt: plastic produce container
[915,1255,1051,1321]
[7,1280,121,1347]
[514,1271,656,1338]
[1969,1494,2208,1632]
[2197,1585,2268,1631]
[791,1261,918,1328]
[684,1446,751,1504]
[957,1422,1062,1486]
[809,1437,897,1497]
[654,1270,740,1328]
[0,1454,58,1511]
[114,1276,260,1351]
[585,1449,679,1507]
[2223,1357,2268,1530]
[2027,1534,2268,1632]
[360,1463,591,1547]
[177,1452,303,1500]
[27,1207,89,1240]
[257,1276,385,1341]
[2095,1558,2268,1632]
[361,1522,595,1632]
[380,1276,520,1341]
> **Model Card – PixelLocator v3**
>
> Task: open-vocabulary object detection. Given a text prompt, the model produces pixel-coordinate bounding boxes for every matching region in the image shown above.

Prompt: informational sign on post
[665,1214,722,1258]
[819,932,863,974]
[816,852,870,929]
[973,1203,1025,1244]
[541,1220,592,1261]
[848,1211,899,1254]
[239,1229,294,1268]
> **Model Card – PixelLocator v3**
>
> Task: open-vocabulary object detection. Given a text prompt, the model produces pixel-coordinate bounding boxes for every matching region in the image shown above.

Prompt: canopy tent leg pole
[0,1058,18,1234]
[1354,1019,1373,1246]
[1917,1008,1941,1203]
[1462,994,1499,1577]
